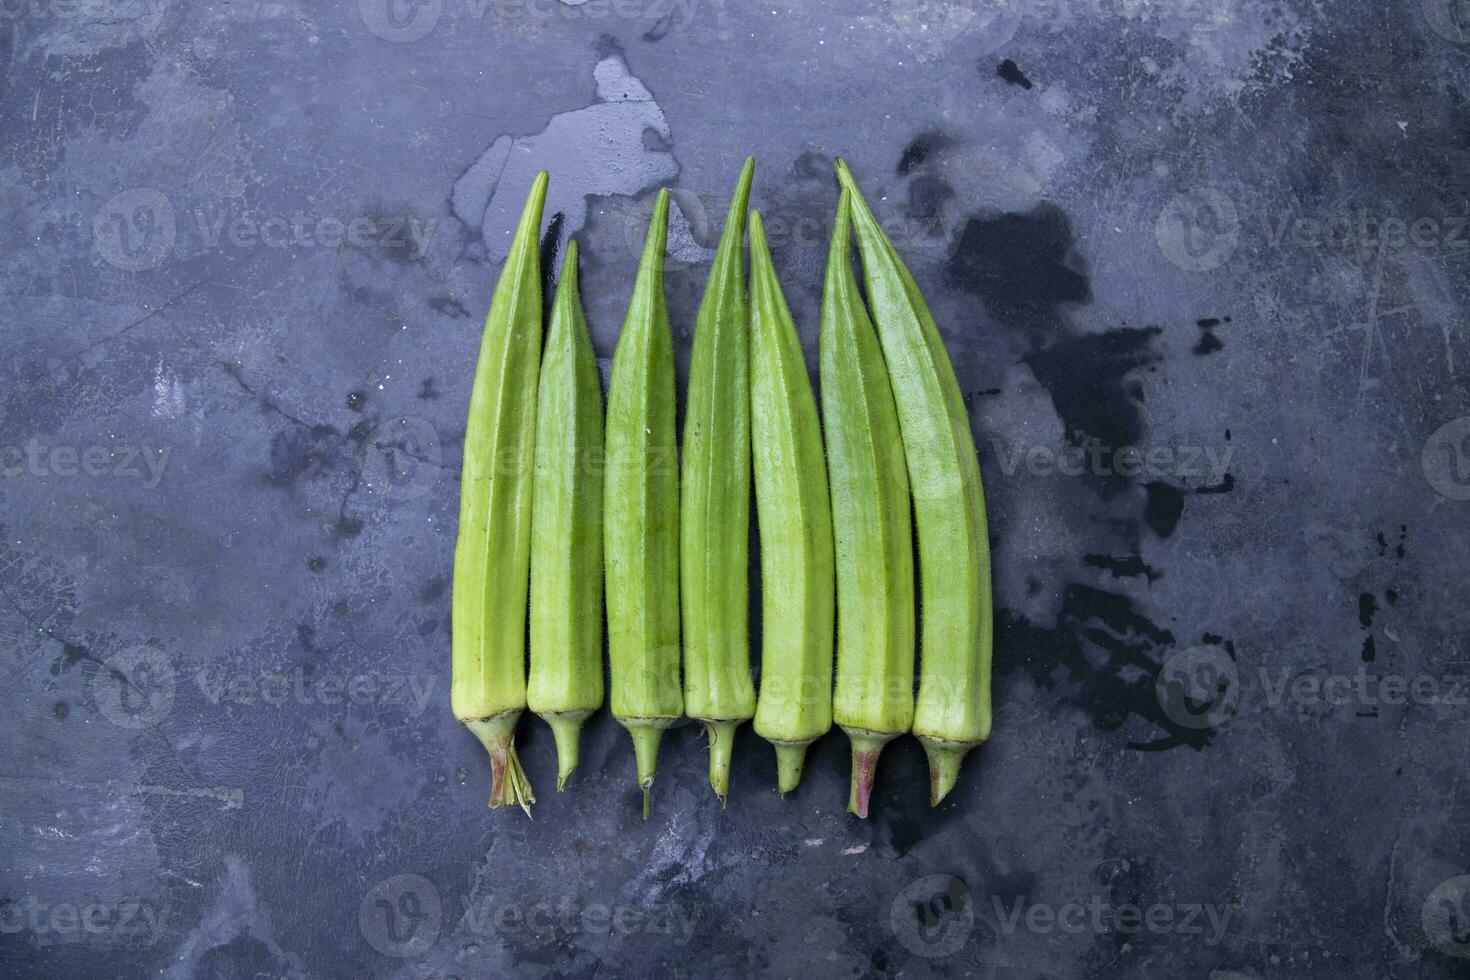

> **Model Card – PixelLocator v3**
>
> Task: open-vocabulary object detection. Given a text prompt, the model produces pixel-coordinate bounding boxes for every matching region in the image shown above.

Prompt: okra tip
[625,723,665,820]
[544,713,589,791]
[772,741,809,796]
[920,738,973,807]
[734,156,756,197]
[633,188,670,279]
[704,721,741,807]
[842,728,894,820]
[464,712,536,818]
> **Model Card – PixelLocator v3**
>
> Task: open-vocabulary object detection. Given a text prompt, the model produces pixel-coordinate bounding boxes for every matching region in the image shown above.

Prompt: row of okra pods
[451,157,992,819]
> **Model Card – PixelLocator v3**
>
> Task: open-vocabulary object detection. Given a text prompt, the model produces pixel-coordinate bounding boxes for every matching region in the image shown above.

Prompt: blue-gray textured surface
[3,1,1470,977]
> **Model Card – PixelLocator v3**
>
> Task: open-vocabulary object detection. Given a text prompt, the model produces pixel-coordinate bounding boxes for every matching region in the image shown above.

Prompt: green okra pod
[835,159,993,806]
[527,239,605,790]
[820,189,916,818]
[681,158,757,805]
[451,171,547,816]
[604,189,683,818]
[748,209,836,795]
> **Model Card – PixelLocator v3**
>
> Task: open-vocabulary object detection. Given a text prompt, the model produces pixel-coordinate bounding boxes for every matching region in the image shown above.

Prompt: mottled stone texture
[2,1,1468,977]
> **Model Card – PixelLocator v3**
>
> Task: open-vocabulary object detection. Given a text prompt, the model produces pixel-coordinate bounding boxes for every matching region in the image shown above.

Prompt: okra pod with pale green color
[604,190,683,818]
[820,189,916,818]
[680,158,757,805]
[835,159,993,806]
[451,171,546,816]
[748,209,835,795]
[527,239,605,791]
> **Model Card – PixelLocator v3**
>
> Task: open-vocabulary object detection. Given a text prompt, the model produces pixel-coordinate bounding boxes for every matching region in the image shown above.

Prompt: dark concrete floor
[3,1,1470,977]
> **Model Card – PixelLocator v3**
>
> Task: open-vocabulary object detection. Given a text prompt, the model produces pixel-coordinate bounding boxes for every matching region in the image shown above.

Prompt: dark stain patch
[1000,585,1200,748]
[53,701,68,720]
[963,387,1002,408]
[540,211,566,312]
[946,205,1158,495]
[946,204,1091,325]
[267,426,342,488]
[429,295,470,319]
[62,642,89,670]
[996,58,1034,89]
[1385,589,1399,605]
[897,130,952,175]
[1193,332,1224,356]
[1361,635,1377,663]
[346,391,366,412]
[1084,553,1163,583]
[793,150,832,182]
[1144,482,1186,538]
[422,577,446,603]
[332,599,349,617]
[642,9,677,42]
[1192,316,1229,356]
[641,128,672,153]
[307,556,326,573]
[906,174,955,229]
[1023,327,1161,453]
[348,419,378,451]
[1376,525,1408,559]
[1197,473,1235,494]
[1358,592,1379,628]
[334,516,364,539]
[417,377,440,400]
